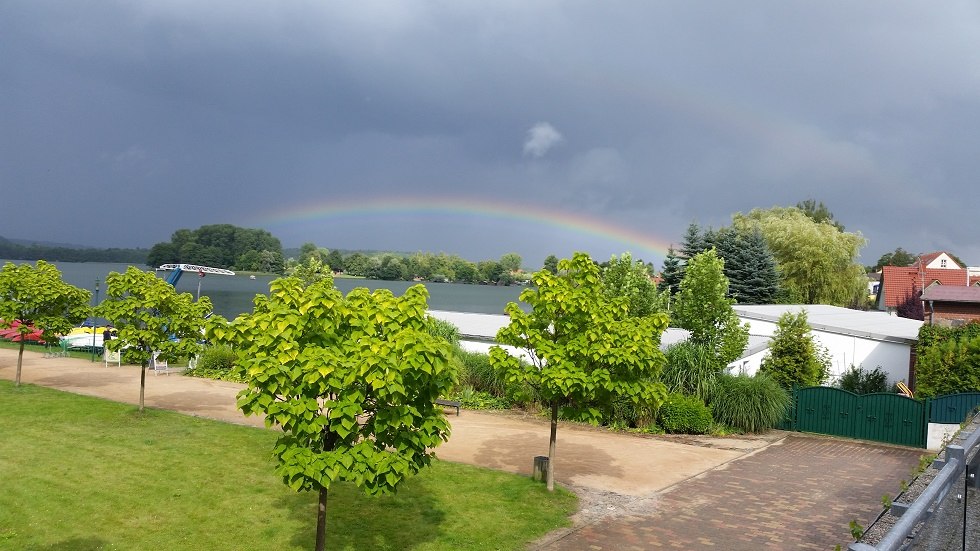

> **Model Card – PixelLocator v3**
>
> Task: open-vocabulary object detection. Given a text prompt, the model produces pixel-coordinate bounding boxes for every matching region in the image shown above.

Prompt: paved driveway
[536,435,925,550]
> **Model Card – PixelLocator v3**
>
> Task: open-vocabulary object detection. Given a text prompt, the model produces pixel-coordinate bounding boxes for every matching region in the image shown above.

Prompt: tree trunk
[547,401,558,492]
[315,486,328,551]
[15,341,25,386]
[139,361,147,412]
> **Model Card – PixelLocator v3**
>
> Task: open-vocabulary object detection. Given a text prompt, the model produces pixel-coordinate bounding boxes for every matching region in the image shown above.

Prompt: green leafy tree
[0,261,90,386]
[542,254,560,274]
[873,247,916,271]
[672,249,749,366]
[601,252,668,317]
[733,206,866,306]
[477,260,504,283]
[290,256,333,287]
[147,224,282,269]
[98,267,212,412]
[298,242,324,265]
[343,252,369,276]
[489,252,669,491]
[209,278,454,551]
[325,250,344,273]
[499,252,523,273]
[796,198,844,231]
[759,310,830,389]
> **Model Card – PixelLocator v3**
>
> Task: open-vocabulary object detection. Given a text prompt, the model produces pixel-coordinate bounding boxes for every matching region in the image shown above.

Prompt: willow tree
[0,261,90,386]
[733,206,866,306]
[209,278,454,551]
[98,267,212,411]
[490,252,669,492]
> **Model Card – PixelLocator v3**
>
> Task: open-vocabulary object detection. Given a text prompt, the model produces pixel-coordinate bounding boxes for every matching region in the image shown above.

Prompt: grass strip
[0,381,576,550]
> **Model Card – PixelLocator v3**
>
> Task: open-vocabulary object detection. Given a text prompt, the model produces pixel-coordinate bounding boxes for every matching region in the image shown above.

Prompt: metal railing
[850,415,980,550]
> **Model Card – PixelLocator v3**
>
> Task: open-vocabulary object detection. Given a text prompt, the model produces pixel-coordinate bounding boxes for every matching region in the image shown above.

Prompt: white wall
[734,318,913,385]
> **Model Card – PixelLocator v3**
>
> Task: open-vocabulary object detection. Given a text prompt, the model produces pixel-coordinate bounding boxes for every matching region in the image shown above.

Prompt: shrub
[658,393,712,434]
[916,322,980,397]
[662,341,722,402]
[759,310,830,389]
[712,373,790,433]
[186,345,243,382]
[837,365,889,395]
[451,386,511,410]
[916,335,980,397]
[454,349,507,397]
[427,317,460,347]
[196,345,236,371]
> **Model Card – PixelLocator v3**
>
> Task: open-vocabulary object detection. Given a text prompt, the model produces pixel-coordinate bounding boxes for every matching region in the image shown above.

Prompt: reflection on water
[4,260,525,319]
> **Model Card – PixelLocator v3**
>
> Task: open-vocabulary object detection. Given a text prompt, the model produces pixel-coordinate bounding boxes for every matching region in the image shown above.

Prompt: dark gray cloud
[2,1,978,267]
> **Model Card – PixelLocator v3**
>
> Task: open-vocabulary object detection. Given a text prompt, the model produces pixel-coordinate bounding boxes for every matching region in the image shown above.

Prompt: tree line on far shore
[0,235,148,264]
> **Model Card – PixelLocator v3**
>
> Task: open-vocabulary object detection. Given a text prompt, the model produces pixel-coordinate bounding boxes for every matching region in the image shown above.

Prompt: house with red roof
[875,251,972,314]
[912,251,962,271]
[921,286,980,326]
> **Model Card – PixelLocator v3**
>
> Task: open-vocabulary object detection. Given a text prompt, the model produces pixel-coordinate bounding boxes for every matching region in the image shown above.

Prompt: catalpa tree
[490,252,669,492]
[209,277,454,551]
[0,261,90,386]
[98,267,212,412]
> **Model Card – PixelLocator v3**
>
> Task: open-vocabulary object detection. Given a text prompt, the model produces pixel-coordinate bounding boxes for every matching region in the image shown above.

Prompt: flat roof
[429,309,690,349]
[733,304,922,344]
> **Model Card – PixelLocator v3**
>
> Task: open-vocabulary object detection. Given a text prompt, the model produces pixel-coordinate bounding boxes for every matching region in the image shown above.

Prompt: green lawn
[0,381,576,550]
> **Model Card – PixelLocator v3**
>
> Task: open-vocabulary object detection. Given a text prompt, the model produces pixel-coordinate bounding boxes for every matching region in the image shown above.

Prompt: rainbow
[256,197,673,262]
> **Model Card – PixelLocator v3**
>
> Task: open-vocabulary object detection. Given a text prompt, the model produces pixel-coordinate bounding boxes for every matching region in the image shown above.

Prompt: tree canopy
[672,249,749,367]
[489,252,669,491]
[0,261,91,385]
[98,267,212,411]
[732,206,867,306]
[600,252,668,317]
[209,278,454,550]
[714,227,781,305]
[872,247,916,272]
[796,199,844,231]
[759,310,829,388]
[146,224,284,273]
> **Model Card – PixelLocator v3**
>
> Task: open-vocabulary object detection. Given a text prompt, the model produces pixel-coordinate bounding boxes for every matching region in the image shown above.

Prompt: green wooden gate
[928,392,980,424]
[793,387,925,448]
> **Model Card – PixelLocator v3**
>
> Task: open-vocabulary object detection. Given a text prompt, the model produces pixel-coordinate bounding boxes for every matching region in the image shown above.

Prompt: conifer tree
[679,222,707,262]
[658,246,683,297]
[716,228,781,305]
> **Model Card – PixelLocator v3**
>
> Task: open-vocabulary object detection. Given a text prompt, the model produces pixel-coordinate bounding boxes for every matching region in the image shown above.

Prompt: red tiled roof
[921,285,980,303]
[880,265,968,308]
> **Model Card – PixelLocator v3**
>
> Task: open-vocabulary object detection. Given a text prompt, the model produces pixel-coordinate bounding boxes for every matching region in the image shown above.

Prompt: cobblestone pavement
[536,435,926,550]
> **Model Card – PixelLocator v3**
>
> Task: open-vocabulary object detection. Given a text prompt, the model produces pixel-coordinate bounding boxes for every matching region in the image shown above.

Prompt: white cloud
[523,122,563,158]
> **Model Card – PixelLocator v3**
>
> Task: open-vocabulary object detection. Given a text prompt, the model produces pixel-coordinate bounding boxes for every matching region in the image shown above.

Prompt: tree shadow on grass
[32,536,111,550]
[277,476,446,551]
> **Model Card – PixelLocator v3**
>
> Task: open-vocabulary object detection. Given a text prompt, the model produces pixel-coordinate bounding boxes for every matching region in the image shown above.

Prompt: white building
[730,305,922,385]
[428,310,690,358]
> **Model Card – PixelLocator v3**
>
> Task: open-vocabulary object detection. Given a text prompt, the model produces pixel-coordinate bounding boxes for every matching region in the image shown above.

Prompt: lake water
[3,260,525,319]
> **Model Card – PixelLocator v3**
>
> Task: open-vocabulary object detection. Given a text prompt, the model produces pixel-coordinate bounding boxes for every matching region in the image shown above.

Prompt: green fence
[928,392,980,424]
[785,387,926,448]
[778,388,980,448]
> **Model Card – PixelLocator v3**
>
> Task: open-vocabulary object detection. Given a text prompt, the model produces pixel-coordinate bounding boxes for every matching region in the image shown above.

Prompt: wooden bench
[435,398,461,416]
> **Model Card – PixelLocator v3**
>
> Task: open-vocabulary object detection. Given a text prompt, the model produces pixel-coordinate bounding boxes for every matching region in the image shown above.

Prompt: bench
[435,398,461,416]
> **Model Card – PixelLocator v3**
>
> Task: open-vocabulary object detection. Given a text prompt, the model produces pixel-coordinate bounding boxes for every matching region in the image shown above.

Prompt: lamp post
[91,278,100,362]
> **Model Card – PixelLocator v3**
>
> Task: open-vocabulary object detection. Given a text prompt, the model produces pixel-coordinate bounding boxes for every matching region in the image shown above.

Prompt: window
[941,258,947,268]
